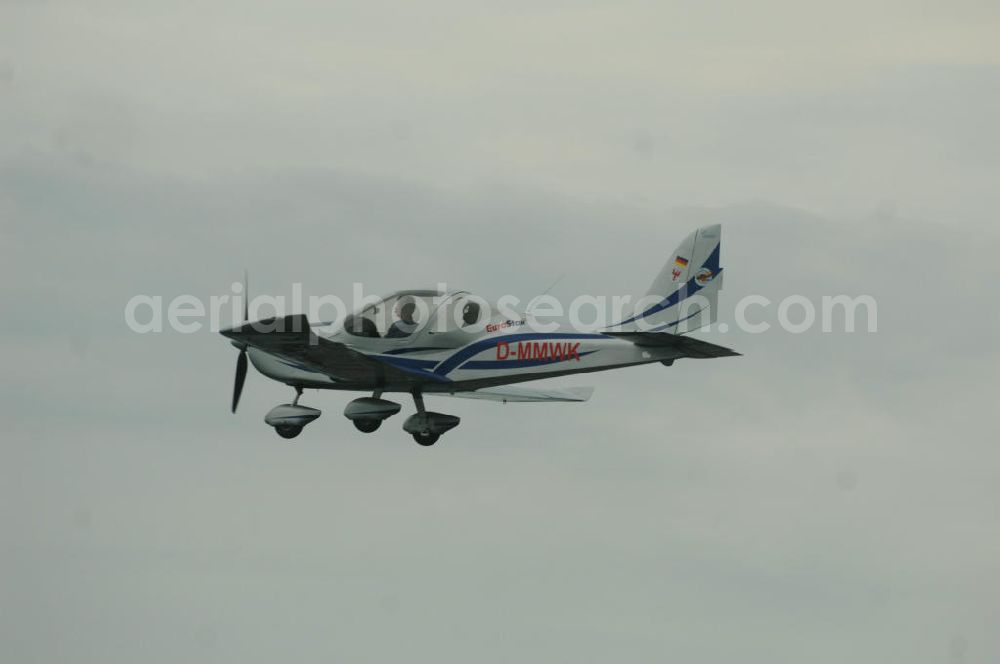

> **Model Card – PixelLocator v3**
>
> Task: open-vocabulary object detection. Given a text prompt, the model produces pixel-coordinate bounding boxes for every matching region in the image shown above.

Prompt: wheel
[275,425,302,439]
[353,418,382,433]
[412,432,439,446]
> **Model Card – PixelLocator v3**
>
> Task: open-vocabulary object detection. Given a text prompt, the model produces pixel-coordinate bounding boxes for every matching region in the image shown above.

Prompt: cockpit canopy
[342,289,488,340]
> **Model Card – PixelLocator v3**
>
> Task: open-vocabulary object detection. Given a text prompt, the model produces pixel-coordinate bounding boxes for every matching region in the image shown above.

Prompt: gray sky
[2,1,999,662]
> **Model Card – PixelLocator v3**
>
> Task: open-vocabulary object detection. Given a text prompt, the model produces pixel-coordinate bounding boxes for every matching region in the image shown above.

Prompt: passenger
[386,299,420,338]
[462,301,481,327]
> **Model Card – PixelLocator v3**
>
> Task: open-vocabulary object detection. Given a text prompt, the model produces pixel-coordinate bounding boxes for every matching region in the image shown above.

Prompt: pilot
[344,314,380,338]
[386,298,420,338]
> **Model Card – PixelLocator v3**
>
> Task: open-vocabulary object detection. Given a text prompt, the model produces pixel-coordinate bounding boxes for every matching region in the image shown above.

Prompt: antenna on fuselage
[524,273,565,317]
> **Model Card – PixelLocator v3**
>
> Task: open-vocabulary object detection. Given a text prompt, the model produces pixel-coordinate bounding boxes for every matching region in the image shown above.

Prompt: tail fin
[609,224,723,334]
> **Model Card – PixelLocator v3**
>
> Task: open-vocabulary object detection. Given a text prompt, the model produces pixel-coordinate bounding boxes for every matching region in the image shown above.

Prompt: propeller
[231,271,249,413]
[232,348,248,413]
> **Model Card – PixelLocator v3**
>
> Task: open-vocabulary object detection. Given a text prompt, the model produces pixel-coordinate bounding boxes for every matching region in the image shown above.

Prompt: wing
[434,385,594,403]
[220,314,446,388]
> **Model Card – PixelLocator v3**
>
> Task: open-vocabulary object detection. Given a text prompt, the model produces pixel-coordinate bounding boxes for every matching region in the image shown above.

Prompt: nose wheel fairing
[264,403,322,440]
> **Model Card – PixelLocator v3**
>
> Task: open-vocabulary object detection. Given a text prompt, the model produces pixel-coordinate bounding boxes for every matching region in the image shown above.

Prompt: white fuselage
[249,321,682,393]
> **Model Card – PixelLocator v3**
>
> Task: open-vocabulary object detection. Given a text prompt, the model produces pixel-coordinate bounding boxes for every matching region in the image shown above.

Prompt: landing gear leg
[292,386,303,405]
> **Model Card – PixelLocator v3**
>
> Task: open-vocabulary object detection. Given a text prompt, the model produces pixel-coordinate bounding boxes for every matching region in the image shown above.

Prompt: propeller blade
[242,270,249,322]
[232,349,248,413]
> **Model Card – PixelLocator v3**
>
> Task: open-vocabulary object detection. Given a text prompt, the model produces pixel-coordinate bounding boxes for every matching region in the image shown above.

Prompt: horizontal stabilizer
[604,332,740,359]
[439,385,595,403]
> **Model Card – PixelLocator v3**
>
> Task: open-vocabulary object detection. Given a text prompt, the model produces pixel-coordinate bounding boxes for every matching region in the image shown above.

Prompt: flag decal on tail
[674,256,689,267]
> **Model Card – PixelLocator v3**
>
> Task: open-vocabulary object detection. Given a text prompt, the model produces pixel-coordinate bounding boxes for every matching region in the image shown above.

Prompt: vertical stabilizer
[609,224,723,334]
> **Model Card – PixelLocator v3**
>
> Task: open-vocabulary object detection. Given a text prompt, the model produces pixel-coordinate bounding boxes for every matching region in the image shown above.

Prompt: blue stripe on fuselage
[382,346,453,355]
[374,355,439,370]
[461,350,597,370]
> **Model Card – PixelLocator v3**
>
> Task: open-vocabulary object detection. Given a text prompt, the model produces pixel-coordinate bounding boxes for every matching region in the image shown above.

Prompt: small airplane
[221,224,738,445]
